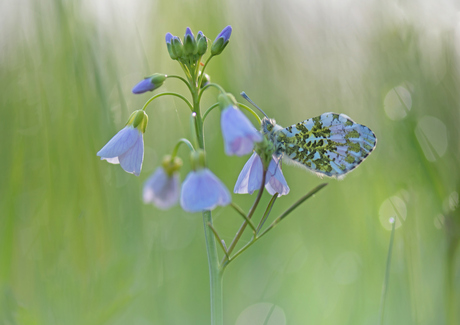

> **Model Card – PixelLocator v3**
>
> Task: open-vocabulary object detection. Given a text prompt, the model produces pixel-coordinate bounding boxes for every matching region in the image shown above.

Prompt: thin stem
[179,61,192,81]
[189,113,200,151]
[171,138,195,159]
[207,222,230,260]
[198,55,213,90]
[202,211,223,325]
[256,193,278,234]
[221,171,267,267]
[202,103,220,122]
[378,219,396,325]
[228,183,328,264]
[167,75,193,93]
[237,103,262,124]
[258,183,328,238]
[230,202,257,234]
[198,83,226,103]
[142,92,193,111]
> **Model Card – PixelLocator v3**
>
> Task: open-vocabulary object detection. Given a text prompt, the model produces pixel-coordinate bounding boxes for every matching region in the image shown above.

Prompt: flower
[234,153,289,196]
[211,25,232,56]
[132,73,167,94]
[180,168,231,212]
[97,110,148,176]
[143,167,181,209]
[221,105,262,156]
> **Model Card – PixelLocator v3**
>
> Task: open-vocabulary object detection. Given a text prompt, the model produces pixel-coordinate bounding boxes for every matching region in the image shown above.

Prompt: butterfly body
[261,112,377,179]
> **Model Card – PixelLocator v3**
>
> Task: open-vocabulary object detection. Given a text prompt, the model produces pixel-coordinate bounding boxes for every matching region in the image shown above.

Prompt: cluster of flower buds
[166,26,232,64]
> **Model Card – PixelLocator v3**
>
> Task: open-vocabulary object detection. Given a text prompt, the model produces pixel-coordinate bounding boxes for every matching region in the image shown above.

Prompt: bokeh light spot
[379,196,407,230]
[415,116,448,162]
[383,86,412,120]
[235,302,286,325]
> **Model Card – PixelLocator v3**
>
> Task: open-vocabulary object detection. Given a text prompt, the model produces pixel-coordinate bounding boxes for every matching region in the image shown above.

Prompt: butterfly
[261,112,377,179]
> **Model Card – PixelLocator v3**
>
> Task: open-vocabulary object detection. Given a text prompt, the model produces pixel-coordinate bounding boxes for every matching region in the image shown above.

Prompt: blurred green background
[1,0,460,324]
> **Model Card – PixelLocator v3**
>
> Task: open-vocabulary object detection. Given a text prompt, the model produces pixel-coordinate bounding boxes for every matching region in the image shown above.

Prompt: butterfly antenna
[240,92,269,118]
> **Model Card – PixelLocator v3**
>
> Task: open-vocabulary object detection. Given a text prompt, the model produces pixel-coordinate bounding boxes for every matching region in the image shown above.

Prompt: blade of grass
[378,217,396,325]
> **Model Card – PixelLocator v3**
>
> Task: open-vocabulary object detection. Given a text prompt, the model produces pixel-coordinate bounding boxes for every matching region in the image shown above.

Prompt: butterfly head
[261,117,278,134]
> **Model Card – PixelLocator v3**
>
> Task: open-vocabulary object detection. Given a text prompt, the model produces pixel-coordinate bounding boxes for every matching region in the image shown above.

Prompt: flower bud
[127,110,149,133]
[190,149,206,171]
[183,27,197,56]
[211,25,232,56]
[196,31,208,56]
[217,92,237,110]
[171,36,183,58]
[165,33,178,60]
[198,71,211,88]
[162,155,183,176]
[132,73,167,94]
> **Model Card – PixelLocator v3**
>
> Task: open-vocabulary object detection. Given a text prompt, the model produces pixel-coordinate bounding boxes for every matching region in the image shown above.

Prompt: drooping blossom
[221,105,262,156]
[180,168,231,212]
[234,152,289,196]
[97,110,148,176]
[143,166,181,209]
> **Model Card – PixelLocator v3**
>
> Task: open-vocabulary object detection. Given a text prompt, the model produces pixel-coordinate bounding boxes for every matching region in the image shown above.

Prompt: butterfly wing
[276,112,376,178]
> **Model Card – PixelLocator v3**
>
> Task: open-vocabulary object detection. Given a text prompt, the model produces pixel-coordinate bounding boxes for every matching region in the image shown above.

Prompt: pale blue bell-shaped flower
[97,126,144,176]
[265,155,290,196]
[234,153,289,197]
[233,152,263,194]
[143,167,180,209]
[221,106,262,156]
[180,169,231,212]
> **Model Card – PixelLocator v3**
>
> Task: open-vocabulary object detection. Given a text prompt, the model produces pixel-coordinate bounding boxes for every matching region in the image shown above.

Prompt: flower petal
[215,25,232,43]
[97,126,139,159]
[265,155,290,196]
[132,78,155,94]
[180,169,231,212]
[143,167,180,209]
[221,106,262,156]
[234,152,264,194]
[118,133,144,176]
[103,157,119,164]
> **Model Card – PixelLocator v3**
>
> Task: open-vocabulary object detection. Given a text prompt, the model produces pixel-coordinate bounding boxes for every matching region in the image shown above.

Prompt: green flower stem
[237,103,262,124]
[256,193,278,234]
[198,55,213,89]
[202,103,220,122]
[198,83,226,103]
[207,222,230,260]
[258,183,328,237]
[226,183,328,265]
[188,68,223,325]
[230,202,257,234]
[171,138,195,160]
[142,92,193,111]
[166,75,193,93]
[203,211,224,325]
[221,171,267,267]
[179,61,192,81]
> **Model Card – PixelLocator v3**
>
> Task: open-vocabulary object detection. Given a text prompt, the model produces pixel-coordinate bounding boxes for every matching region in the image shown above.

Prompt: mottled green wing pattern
[275,112,376,178]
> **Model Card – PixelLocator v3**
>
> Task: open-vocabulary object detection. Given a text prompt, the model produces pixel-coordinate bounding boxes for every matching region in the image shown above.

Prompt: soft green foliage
[1,0,459,324]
